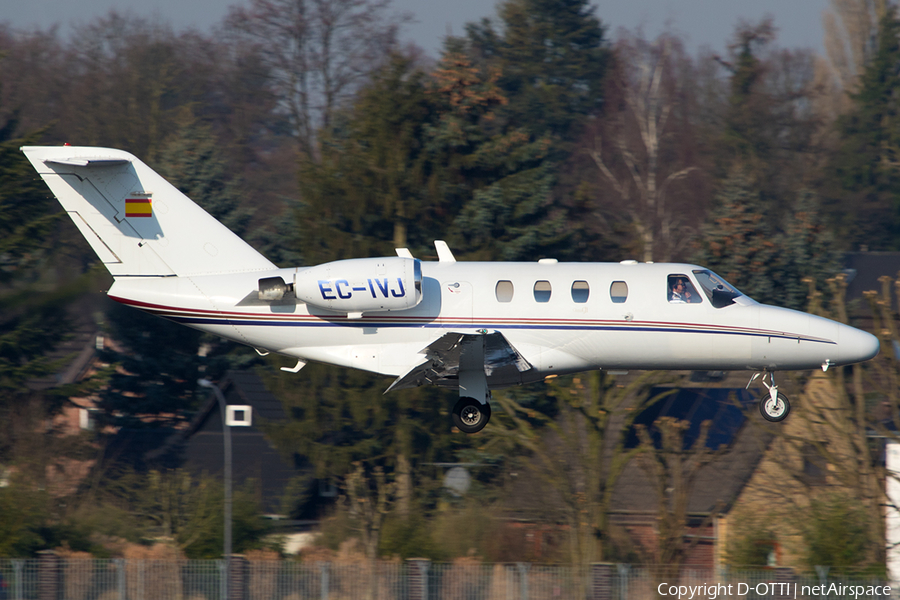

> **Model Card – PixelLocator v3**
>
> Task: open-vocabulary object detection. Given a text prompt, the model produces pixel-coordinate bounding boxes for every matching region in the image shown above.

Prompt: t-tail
[21,146,275,278]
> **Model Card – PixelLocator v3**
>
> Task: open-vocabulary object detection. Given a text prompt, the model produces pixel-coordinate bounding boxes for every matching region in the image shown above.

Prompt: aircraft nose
[837,324,880,366]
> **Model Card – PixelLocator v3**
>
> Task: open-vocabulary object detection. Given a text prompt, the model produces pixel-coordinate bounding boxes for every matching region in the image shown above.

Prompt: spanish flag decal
[125,198,152,218]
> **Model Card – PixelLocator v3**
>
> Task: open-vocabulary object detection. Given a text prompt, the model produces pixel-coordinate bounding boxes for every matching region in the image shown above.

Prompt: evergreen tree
[298,55,436,263]
[824,6,900,250]
[692,167,778,302]
[426,48,566,260]
[778,189,842,310]
[0,119,84,463]
[694,170,841,310]
[719,20,777,174]
[155,113,265,371]
[96,301,203,429]
[711,19,825,227]
[468,0,609,145]
[441,0,609,260]
[156,113,252,236]
[261,362,467,526]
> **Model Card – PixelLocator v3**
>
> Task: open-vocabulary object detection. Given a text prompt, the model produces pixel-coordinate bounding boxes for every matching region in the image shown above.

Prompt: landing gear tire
[759,392,790,422]
[453,397,491,434]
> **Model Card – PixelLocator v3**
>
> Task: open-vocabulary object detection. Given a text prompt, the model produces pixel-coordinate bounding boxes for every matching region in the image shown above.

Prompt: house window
[533,280,552,302]
[496,280,514,302]
[226,405,253,427]
[571,281,590,303]
[801,444,828,486]
[79,408,99,431]
[319,480,338,498]
[610,281,628,303]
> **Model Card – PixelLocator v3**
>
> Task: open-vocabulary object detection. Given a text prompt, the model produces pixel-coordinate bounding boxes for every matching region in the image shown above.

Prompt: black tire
[452,397,491,434]
[759,392,790,422]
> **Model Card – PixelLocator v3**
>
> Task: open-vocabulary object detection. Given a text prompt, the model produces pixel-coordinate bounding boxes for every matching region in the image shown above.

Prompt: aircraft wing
[386,331,534,392]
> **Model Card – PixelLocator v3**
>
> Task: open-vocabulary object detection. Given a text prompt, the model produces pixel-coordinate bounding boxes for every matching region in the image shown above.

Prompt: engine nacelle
[293,257,422,314]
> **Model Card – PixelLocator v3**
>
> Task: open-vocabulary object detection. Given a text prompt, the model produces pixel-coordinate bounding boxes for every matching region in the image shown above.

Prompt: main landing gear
[748,371,791,422]
[454,336,492,434]
[453,397,492,434]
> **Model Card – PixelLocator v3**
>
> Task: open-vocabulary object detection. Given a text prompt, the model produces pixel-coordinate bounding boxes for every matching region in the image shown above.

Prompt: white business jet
[22,146,880,433]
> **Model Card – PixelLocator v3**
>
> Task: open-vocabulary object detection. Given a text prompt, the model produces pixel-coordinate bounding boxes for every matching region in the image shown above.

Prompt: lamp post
[198,378,231,600]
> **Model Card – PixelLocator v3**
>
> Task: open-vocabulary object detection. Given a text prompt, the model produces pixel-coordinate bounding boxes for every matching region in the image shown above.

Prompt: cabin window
[496,280,514,302]
[667,274,702,304]
[610,281,628,303]
[533,280,552,302]
[571,281,590,303]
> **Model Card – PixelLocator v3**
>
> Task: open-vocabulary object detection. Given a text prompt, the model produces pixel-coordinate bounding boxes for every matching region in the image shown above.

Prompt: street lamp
[198,378,232,600]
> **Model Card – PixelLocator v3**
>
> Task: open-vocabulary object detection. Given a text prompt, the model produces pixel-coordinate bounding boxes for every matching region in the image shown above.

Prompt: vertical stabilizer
[21,146,276,278]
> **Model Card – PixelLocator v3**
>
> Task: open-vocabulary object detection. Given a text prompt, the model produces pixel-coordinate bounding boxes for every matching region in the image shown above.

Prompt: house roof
[844,251,900,306]
[611,388,776,518]
[183,369,288,438]
[148,370,300,514]
[500,386,777,523]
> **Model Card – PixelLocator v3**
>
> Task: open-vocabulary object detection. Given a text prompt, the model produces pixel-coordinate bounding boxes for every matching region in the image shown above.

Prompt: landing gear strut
[454,335,491,433]
[748,371,791,422]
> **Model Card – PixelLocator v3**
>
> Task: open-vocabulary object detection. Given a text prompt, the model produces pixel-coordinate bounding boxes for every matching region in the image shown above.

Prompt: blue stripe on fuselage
[165,315,835,344]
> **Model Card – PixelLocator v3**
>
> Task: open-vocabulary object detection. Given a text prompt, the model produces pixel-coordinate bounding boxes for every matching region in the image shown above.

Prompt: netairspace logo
[657,582,892,599]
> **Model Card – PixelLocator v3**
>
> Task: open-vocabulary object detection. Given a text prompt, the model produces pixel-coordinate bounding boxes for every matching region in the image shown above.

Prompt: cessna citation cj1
[23,146,880,433]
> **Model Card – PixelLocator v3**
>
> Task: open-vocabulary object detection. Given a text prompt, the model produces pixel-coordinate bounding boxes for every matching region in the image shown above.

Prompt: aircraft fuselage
[107,260,877,386]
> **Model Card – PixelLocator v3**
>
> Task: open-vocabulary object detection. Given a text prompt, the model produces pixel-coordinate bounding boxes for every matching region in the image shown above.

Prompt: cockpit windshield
[692,270,743,308]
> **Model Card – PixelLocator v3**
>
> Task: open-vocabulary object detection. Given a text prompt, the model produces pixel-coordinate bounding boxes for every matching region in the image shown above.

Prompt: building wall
[719,372,862,571]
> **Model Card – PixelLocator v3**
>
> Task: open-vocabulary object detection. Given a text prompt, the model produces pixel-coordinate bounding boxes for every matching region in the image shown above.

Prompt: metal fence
[0,559,893,600]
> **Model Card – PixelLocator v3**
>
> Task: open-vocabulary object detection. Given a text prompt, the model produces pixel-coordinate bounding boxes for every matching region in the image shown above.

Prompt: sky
[1,0,832,58]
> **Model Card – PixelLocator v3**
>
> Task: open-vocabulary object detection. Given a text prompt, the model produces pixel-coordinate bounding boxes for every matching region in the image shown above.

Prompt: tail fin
[21,146,276,278]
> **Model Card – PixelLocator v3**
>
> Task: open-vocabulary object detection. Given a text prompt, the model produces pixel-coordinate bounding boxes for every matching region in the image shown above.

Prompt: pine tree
[96,300,203,429]
[475,0,609,144]
[261,362,466,529]
[719,20,777,174]
[156,113,252,236]
[778,189,841,310]
[0,120,77,460]
[694,171,841,310]
[440,0,609,260]
[692,167,778,302]
[297,55,436,264]
[426,48,565,260]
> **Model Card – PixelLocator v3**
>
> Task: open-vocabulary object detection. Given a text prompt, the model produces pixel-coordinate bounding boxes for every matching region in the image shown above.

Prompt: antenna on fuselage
[434,240,456,263]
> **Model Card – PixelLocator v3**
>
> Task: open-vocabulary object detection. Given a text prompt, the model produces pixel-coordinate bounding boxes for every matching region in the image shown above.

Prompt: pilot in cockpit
[668,276,700,304]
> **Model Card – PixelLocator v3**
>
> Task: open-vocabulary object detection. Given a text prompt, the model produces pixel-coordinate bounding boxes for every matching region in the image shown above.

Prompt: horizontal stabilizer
[44,157,130,167]
[386,330,533,392]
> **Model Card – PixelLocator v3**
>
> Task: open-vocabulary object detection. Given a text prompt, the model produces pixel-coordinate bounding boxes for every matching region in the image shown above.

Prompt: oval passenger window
[572,281,589,303]
[496,280,514,302]
[533,280,552,302]
[610,281,628,303]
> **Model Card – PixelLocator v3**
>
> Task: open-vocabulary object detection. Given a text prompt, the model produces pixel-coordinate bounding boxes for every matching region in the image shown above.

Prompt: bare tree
[345,461,394,561]
[635,417,721,580]
[224,0,407,157]
[490,371,676,567]
[823,0,888,95]
[586,33,701,262]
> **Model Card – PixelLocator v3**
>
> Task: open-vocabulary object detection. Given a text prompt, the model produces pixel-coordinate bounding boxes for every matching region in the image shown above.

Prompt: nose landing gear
[748,371,791,422]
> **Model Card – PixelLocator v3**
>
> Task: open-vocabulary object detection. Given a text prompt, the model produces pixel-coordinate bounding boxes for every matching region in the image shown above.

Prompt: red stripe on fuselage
[108,295,830,343]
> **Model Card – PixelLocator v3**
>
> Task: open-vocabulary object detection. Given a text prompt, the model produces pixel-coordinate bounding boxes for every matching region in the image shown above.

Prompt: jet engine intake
[258,276,292,301]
